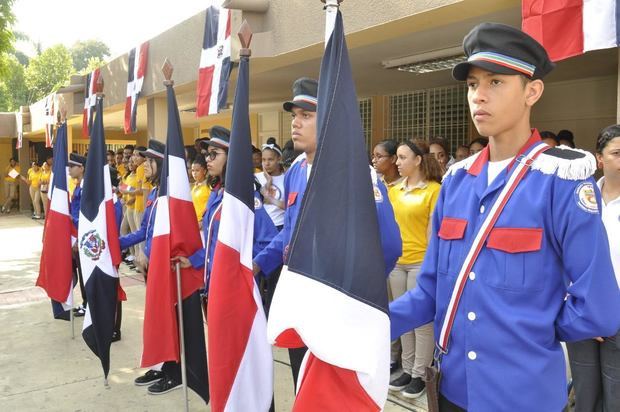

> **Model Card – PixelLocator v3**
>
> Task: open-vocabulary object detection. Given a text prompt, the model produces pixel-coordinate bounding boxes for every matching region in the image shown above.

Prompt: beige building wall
[532,75,617,153]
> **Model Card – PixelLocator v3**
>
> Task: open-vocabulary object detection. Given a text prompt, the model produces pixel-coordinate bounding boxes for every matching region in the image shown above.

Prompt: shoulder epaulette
[443,151,482,181]
[530,145,596,180]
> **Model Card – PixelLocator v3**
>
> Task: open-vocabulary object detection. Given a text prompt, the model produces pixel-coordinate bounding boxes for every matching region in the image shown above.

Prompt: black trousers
[439,393,466,412]
[72,254,87,307]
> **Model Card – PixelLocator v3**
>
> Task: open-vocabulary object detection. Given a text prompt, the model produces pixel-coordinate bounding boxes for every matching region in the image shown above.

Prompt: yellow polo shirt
[381,176,404,205]
[28,168,42,189]
[5,165,20,182]
[191,180,211,221]
[134,163,146,213]
[40,164,51,191]
[123,172,137,210]
[391,179,441,264]
[117,163,126,178]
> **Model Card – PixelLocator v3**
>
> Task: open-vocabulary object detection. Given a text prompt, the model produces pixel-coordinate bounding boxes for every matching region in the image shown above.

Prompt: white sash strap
[437,143,550,354]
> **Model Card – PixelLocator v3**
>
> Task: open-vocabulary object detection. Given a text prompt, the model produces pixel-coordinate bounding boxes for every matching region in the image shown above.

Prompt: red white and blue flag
[207,41,273,412]
[82,69,100,137]
[78,95,123,378]
[267,11,390,411]
[146,83,209,402]
[124,42,149,134]
[522,0,620,61]
[196,4,231,117]
[37,122,73,320]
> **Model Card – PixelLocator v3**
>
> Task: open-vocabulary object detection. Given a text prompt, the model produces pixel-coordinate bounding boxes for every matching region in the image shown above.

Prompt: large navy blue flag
[78,96,123,379]
[267,10,390,411]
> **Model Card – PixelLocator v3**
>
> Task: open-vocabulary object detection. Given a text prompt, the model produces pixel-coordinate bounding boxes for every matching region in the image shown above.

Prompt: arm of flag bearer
[206,21,274,412]
[266,1,391,411]
[143,60,209,406]
[77,76,125,383]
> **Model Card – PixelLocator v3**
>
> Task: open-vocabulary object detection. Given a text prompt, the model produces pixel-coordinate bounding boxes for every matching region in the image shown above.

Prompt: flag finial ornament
[162,58,174,86]
[320,0,343,5]
[238,20,253,57]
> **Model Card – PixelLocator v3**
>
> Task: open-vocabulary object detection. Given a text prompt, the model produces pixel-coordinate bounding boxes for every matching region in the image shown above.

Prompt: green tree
[80,56,105,74]
[0,53,28,110]
[0,0,16,75]
[24,44,73,102]
[70,40,110,72]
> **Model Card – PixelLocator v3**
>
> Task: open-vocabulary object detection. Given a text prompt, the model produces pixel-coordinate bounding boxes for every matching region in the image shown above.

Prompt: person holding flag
[173,126,277,293]
[252,76,402,390]
[390,23,620,411]
[69,153,87,317]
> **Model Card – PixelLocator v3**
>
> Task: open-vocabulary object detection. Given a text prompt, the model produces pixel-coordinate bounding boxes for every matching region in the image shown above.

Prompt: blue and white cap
[283,77,318,112]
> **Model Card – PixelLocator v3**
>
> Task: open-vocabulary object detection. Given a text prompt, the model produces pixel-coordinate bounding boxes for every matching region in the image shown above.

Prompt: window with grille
[359,98,372,150]
[383,85,469,153]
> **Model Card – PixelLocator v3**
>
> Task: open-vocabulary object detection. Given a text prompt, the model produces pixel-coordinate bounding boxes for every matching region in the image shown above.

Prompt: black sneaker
[389,372,412,391]
[147,377,181,395]
[73,306,85,317]
[402,377,426,399]
[134,370,164,386]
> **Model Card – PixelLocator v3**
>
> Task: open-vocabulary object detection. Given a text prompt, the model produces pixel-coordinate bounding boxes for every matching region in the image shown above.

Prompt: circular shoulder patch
[373,185,383,203]
[254,197,263,210]
[574,182,598,214]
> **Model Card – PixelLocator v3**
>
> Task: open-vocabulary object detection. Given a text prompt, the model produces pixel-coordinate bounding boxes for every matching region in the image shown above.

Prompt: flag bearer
[68,153,87,317]
[389,23,620,411]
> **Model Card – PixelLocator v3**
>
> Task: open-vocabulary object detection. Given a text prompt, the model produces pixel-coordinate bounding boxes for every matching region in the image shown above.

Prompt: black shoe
[73,306,85,317]
[111,331,121,342]
[147,377,181,395]
[402,377,426,399]
[389,372,412,391]
[134,370,164,386]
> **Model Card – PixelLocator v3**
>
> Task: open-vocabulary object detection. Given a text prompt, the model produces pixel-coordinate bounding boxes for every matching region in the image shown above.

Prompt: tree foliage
[24,44,73,102]
[0,0,16,75]
[70,39,110,72]
[0,53,28,111]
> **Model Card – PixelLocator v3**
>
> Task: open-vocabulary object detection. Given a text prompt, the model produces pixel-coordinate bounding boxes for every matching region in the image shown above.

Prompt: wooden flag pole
[163,57,189,412]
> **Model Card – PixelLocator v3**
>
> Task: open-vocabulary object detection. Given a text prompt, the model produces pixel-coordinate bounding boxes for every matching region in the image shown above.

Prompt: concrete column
[147,97,167,144]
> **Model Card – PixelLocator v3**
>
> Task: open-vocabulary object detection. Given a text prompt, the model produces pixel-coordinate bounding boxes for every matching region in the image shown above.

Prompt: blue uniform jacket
[390,133,620,411]
[254,153,402,277]
[188,186,278,291]
[119,187,158,258]
[70,183,81,229]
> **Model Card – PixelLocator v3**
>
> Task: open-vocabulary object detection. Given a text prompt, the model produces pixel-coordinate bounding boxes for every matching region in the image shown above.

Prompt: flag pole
[162,59,189,412]
[321,0,343,43]
[175,261,189,412]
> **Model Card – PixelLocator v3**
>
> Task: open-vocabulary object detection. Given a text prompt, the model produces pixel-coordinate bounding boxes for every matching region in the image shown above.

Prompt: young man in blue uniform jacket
[69,153,87,316]
[252,78,403,388]
[389,23,620,412]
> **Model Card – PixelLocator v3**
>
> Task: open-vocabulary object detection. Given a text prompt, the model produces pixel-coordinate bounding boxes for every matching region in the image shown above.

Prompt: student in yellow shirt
[26,161,43,219]
[40,156,52,217]
[120,160,138,262]
[388,140,443,399]
[115,149,126,177]
[190,156,210,226]
[2,157,20,213]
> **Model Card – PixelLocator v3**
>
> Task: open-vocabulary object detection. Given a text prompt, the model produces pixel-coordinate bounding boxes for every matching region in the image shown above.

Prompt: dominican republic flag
[78,96,123,379]
[267,11,390,411]
[82,69,100,137]
[124,42,149,134]
[36,123,73,320]
[146,83,209,402]
[196,4,231,117]
[44,95,55,148]
[207,39,273,412]
[522,0,620,61]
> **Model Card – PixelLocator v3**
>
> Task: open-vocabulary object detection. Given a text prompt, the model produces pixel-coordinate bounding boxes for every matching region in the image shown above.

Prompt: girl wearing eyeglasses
[173,126,278,297]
